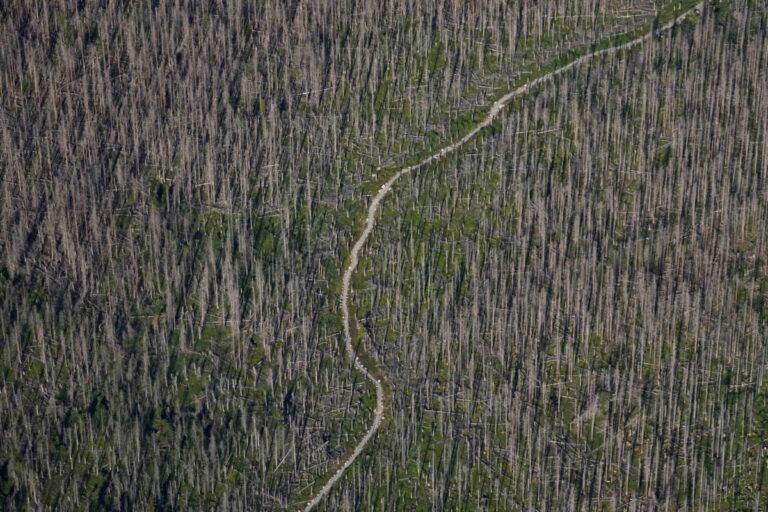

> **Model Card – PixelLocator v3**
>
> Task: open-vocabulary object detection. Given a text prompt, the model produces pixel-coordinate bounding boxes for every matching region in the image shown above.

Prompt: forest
[1,0,767,510]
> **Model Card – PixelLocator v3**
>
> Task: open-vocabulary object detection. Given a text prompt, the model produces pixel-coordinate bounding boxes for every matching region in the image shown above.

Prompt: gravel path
[301,4,703,509]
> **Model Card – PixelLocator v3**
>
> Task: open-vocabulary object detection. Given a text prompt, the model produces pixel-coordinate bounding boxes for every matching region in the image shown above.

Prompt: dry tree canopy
[0,0,766,510]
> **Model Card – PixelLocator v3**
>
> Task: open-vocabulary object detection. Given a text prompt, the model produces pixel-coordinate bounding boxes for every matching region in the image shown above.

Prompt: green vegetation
[334,1,768,509]
[1,0,765,510]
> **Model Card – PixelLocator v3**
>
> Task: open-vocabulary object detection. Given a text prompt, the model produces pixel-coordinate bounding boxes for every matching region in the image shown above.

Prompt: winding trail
[301,4,702,510]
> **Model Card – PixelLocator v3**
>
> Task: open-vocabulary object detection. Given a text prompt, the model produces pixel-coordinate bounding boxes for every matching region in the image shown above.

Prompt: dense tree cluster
[342,2,768,509]
[0,0,763,510]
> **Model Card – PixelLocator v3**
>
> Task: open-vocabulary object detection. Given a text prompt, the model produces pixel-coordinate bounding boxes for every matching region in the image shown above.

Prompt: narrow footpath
[301,4,703,509]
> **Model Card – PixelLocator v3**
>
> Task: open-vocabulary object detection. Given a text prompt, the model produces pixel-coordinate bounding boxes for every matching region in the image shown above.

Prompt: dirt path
[301,4,702,509]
